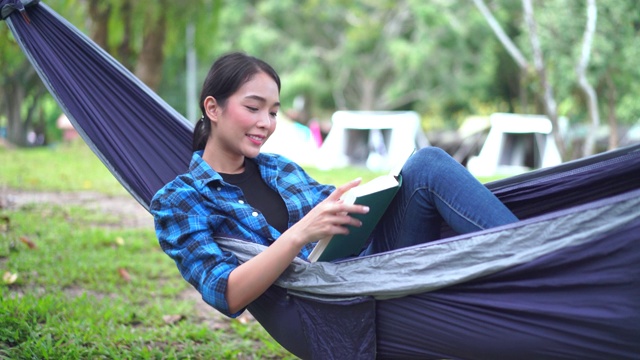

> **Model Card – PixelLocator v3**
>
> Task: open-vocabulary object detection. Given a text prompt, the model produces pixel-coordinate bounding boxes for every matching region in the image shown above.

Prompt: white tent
[316,111,428,171]
[261,116,320,166]
[467,113,563,177]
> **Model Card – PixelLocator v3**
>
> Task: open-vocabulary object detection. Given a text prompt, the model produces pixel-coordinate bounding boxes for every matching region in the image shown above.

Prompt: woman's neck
[201,145,245,174]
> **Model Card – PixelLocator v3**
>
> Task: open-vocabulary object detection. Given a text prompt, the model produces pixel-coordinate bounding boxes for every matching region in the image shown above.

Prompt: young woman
[150,52,518,318]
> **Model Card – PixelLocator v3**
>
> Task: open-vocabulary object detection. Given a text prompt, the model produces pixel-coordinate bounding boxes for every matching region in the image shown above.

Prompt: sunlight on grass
[0,203,295,359]
[0,140,388,193]
[0,141,127,195]
[0,141,502,196]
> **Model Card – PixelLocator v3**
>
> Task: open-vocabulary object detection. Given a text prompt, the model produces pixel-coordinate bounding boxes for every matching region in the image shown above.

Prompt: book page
[347,175,399,199]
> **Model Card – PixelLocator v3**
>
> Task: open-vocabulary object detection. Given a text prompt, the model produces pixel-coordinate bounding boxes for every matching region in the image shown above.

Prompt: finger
[328,178,362,200]
[331,214,363,228]
[322,199,370,216]
[341,203,370,215]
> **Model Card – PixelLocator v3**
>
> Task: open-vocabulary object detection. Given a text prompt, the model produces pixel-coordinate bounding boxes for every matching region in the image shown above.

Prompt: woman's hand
[226,178,369,314]
[285,178,370,247]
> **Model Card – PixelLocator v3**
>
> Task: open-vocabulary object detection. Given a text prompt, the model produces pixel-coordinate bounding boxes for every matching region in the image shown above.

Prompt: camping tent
[316,111,429,171]
[467,113,563,176]
[259,116,320,166]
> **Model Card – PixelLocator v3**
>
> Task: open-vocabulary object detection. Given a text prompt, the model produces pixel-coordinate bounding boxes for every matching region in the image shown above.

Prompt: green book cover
[308,175,403,262]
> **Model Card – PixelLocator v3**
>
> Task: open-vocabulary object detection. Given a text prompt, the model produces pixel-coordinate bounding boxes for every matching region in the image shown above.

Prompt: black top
[220,159,289,234]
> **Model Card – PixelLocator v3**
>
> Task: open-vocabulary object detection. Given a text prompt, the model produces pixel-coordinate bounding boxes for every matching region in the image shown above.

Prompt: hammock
[3,2,639,359]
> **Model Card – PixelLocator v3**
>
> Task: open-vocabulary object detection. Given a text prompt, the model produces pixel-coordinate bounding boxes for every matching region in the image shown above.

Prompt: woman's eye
[270,112,278,118]
[246,106,258,112]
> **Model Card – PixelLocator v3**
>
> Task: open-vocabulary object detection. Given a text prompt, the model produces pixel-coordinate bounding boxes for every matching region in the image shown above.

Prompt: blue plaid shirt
[150,151,334,317]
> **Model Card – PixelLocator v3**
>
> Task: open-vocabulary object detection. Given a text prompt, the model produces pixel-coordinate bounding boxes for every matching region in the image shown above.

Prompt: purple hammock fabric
[3,1,640,359]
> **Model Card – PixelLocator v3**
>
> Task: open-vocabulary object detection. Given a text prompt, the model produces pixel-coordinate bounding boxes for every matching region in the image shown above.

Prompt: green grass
[0,140,498,192]
[0,142,304,359]
[0,141,128,195]
[0,141,503,359]
[0,201,294,359]
[0,141,385,193]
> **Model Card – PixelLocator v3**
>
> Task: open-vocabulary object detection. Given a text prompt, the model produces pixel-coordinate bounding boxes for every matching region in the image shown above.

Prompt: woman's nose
[256,112,271,127]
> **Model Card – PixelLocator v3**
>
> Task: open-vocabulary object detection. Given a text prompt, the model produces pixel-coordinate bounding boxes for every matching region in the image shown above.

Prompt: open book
[308,150,413,262]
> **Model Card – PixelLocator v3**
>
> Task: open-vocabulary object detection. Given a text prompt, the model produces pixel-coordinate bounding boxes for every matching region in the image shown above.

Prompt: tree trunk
[87,0,111,50]
[23,87,47,142]
[332,65,350,110]
[473,0,528,69]
[522,0,566,159]
[576,0,599,157]
[359,78,376,111]
[474,0,569,160]
[116,2,134,71]
[604,71,619,150]
[134,5,167,90]
[519,70,529,113]
[6,81,27,146]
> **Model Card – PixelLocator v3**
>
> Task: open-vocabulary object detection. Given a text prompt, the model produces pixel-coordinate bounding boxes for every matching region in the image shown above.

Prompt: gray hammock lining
[217,192,639,300]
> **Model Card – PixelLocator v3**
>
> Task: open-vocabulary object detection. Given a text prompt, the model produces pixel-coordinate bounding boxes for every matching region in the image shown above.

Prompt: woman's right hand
[286,178,370,247]
[226,178,369,313]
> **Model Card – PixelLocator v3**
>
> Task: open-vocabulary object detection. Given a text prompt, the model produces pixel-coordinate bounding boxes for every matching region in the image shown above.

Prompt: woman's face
[209,71,279,160]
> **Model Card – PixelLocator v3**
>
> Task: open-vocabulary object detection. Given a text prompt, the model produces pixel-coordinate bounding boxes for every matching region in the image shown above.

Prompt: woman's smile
[246,133,267,145]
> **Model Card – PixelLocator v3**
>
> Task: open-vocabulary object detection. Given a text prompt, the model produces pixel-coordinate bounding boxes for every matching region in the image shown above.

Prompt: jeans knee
[400,147,462,187]
[418,146,449,161]
[404,147,451,172]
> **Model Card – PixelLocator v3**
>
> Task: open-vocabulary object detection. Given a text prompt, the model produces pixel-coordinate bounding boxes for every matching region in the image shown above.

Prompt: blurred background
[2,0,639,175]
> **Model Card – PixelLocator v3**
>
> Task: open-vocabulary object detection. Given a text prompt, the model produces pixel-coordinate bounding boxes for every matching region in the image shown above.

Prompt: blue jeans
[365,147,518,254]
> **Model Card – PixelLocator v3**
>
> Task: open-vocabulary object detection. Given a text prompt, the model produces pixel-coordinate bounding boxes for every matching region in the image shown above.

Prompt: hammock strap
[1,0,37,21]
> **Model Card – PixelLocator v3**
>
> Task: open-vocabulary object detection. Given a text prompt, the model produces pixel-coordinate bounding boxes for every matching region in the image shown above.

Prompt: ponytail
[192,117,209,151]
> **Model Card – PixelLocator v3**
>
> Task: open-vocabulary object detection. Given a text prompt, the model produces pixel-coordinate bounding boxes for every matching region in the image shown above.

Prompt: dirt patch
[0,188,154,229]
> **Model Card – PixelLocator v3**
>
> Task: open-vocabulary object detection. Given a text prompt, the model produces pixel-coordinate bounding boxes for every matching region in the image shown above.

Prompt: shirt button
[216,187,221,191]
[252,211,259,217]
[238,200,244,204]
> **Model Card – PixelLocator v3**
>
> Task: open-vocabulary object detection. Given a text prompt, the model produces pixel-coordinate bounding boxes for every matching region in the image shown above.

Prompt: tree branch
[522,0,565,158]
[472,0,529,69]
[576,0,599,156]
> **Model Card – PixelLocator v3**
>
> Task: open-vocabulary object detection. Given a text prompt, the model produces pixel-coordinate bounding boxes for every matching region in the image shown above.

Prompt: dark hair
[192,52,281,151]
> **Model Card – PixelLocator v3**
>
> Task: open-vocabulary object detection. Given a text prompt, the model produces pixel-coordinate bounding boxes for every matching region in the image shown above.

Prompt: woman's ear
[203,96,219,123]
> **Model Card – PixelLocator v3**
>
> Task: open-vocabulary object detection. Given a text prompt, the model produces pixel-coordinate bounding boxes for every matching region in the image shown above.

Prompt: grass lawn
[0,141,501,359]
[0,142,306,359]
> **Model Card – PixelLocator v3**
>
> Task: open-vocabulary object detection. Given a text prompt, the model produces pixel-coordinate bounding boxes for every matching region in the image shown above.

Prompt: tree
[1,0,95,146]
[591,0,640,150]
[575,0,599,156]
[213,0,501,128]
[473,0,566,157]
[3,0,638,151]
[85,0,168,90]
[229,0,431,112]
[0,0,224,147]
[0,14,51,146]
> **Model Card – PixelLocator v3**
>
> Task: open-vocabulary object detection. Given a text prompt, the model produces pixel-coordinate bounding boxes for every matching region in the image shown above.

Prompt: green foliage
[3,0,640,149]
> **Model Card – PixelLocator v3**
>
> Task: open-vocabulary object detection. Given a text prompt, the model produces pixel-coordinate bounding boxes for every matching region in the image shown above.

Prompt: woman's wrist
[280,227,310,250]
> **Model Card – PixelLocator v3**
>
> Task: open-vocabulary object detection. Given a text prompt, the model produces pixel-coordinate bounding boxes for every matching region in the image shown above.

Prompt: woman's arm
[225,178,369,313]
